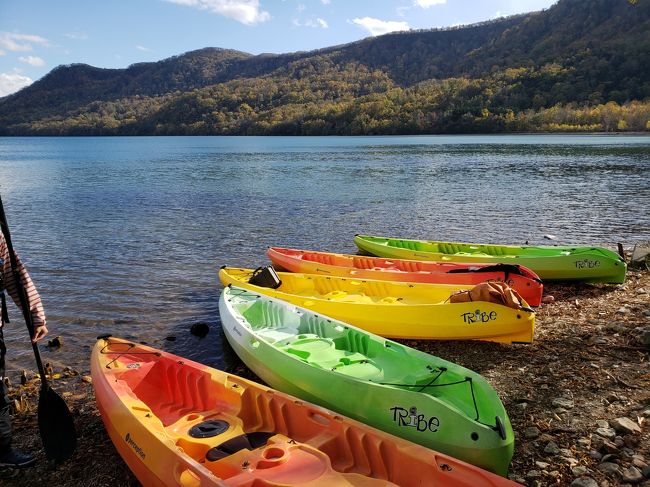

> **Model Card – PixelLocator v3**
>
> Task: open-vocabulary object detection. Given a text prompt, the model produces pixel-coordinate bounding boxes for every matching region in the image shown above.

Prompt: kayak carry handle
[494,416,507,440]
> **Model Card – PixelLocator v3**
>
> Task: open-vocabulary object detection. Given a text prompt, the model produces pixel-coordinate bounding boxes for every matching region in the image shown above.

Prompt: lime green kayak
[219,285,515,476]
[354,234,627,283]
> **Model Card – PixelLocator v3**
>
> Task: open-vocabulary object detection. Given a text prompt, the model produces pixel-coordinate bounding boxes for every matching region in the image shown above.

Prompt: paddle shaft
[0,196,49,387]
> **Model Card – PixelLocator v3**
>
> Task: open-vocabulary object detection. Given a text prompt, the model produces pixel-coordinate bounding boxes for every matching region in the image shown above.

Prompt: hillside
[0,0,649,135]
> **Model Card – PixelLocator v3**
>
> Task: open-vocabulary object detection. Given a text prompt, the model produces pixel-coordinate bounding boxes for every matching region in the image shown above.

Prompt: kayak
[91,336,519,487]
[220,286,516,476]
[219,267,535,344]
[354,235,627,283]
[268,246,544,306]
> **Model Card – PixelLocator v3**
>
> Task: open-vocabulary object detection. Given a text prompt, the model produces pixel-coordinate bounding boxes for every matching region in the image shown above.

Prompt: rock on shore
[1,268,648,486]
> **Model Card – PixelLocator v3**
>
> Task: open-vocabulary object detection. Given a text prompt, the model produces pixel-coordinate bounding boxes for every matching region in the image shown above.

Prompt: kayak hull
[268,246,544,306]
[354,235,627,283]
[220,286,516,476]
[219,267,535,344]
[91,337,518,487]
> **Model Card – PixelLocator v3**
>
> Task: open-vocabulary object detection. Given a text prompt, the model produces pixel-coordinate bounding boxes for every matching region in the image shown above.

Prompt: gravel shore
[1,267,648,487]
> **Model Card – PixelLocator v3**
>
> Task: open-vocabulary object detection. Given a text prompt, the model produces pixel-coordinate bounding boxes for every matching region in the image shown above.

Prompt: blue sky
[0,0,557,96]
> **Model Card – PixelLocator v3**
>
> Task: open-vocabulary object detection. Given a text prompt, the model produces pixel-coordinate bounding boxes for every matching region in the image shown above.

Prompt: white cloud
[320,0,330,4]
[136,45,153,52]
[18,55,45,66]
[396,6,410,17]
[0,32,50,53]
[65,31,89,40]
[351,17,410,36]
[0,72,33,97]
[414,0,446,7]
[298,3,306,12]
[301,17,328,28]
[165,0,270,25]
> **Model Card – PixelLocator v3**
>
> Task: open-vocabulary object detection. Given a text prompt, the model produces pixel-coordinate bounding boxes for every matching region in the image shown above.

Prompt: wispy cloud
[351,17,409,36]
[320,0,330,4]
[298,18,328,28]
[164,0,270,25]
[0,32,50,54]
[18,55,45,67]
[0,71,33,97]
[136,45,153,52]
[414,0,446,7]
[396,6,410,17]
[65,31,89,40]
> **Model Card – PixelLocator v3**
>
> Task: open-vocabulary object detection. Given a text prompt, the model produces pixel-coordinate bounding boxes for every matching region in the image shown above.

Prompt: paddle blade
[37,386,77,462]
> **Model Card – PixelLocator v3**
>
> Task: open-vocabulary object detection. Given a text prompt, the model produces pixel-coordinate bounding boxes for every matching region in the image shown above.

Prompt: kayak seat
[333,360,383,381]
[255,327,299,344]
[279,336,380,376]
[206,432,276,462]
[280,335,336,362]
[323,290,349,300]
[379,296,404,304]
[320,287,375,304]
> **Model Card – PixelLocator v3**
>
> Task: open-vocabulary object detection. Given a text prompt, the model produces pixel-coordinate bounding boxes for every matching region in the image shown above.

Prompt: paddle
[0,196,76,463]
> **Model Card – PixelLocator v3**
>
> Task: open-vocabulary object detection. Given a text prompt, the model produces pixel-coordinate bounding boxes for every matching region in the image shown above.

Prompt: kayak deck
[268,246,544,306]
[236,289,506,427]
[221,286,516,476]
[220,267,535,344]
[93,337,519,486]
[355,235,627,283]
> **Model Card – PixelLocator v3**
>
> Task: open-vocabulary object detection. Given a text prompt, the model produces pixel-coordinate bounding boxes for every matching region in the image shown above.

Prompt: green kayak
[354,234,627,283]
[219,285,515,476]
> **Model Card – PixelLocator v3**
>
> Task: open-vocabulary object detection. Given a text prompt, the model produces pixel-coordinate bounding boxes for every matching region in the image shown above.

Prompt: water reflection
[0,135,648,376]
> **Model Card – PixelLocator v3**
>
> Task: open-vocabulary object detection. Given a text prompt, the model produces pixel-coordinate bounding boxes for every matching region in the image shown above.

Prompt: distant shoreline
[1,131,649,137]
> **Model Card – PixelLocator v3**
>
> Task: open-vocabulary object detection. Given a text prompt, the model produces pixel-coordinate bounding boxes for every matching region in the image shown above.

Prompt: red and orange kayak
[268,247,544,306]
[92,336,520,486]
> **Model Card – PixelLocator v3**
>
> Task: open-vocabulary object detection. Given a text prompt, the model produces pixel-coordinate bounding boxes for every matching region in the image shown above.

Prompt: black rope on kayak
[226,287,263,299]
[459,379,506,437]
[374,372,471,391]
[417,378,472,388]
[467,376,479,422]
[374,374,490,427]
[447,263,523,279]
[415,367,446,392]
[100,341,161,369]
[230,269,257,280]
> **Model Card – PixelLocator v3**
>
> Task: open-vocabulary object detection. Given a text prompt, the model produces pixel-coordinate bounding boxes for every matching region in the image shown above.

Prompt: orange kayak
[268,247,544,306]
[91,336,520,486]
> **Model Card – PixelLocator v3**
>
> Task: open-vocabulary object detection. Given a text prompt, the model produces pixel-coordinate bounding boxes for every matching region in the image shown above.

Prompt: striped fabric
[0,235,46,329]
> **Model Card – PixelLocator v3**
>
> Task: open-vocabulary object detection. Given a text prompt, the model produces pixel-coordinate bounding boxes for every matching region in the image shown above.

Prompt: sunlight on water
[0,135,648,374]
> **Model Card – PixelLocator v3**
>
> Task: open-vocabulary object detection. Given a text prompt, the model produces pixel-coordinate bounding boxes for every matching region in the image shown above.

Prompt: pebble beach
[1,265,648,487]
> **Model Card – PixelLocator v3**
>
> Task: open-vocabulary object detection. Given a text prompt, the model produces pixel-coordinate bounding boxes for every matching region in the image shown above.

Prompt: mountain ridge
[1,0,648,135]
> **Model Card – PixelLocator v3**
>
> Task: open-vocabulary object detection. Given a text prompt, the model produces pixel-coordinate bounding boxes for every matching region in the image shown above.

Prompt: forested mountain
[1,0,648,135]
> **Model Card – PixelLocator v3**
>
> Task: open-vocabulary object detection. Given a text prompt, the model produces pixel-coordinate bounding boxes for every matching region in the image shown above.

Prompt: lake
[0,134,648,375]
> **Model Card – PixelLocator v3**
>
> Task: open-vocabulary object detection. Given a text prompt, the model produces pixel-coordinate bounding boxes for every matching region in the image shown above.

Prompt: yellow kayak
[219,267,535,344]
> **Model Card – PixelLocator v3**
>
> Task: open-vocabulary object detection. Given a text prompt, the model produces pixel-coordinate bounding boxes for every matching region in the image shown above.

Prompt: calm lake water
[0,135,649,375]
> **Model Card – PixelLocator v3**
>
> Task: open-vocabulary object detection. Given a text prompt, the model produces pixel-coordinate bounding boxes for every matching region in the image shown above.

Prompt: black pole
[0,195,76,462]
[0,197,49,388]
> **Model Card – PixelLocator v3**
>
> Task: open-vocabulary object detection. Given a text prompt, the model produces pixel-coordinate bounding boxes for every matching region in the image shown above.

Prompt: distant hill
[1,0,648,135]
